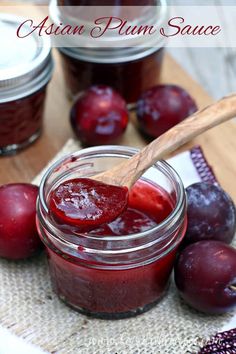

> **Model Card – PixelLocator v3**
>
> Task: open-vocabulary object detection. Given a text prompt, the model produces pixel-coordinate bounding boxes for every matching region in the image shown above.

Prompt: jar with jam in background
[50,0,167,104]
[0,14,53,155]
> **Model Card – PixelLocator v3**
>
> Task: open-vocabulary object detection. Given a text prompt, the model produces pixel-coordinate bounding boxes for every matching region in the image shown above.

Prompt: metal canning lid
[50,0,167,64]
[0,13,53,103]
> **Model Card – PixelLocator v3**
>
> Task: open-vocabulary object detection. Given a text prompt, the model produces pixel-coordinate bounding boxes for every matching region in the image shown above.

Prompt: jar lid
[50,0,167,64]
[0,13,53,103]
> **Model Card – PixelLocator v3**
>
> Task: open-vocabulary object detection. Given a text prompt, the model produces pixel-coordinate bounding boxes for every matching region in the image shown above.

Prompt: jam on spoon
[49,178,129,231]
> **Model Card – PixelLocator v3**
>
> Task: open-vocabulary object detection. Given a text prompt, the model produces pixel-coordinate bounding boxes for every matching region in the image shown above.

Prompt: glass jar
[37,146,187,319]
[50,0,166,104]
[0,14,53,155]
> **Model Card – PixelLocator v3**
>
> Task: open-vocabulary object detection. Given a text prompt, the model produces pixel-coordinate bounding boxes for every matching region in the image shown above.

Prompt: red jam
[0,87,47,154]
[59,48,164,103]
[88,180,173,236]
[49,178,129,231]
[42,179,186,318]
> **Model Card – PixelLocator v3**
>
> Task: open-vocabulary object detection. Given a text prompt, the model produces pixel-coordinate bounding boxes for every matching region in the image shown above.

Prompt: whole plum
[0,183,43,260]
[184,182,236,245]
[136,84,197,139]
[70,85,128,146]
[174,240,236,314]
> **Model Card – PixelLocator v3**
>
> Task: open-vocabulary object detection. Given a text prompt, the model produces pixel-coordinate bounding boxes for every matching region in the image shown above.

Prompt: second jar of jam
[50,0,167,103]
[0,14,53,155]
[37,146,187,319]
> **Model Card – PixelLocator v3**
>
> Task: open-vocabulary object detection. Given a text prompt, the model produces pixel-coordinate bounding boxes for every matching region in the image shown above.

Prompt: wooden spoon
[93,94,236,189]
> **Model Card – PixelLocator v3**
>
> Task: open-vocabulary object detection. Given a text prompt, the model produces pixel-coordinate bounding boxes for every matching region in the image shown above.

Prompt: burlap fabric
[0,139,235,354]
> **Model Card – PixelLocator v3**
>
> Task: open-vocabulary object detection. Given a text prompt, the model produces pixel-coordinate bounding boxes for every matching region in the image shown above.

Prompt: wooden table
[1,44,236,201]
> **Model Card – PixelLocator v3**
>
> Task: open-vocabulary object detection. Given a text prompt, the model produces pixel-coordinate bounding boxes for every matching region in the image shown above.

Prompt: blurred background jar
[0,14,53,155]
[50,0,166,104]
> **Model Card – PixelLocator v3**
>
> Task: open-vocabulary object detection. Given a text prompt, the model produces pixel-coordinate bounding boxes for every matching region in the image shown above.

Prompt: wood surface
[1,4,236,201]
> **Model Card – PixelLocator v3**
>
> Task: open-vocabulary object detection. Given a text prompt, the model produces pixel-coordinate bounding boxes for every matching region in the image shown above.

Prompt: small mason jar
[50,0,166,104]
[0,14,53,155]
[37,146,187,319]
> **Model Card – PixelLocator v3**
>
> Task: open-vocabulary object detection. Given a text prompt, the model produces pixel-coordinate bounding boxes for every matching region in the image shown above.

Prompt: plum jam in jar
[0,14,53,155]
[50,0,166,104]
[37,146,187,319]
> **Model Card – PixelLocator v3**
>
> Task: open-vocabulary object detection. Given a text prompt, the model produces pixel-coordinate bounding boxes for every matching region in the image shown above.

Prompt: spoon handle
[101,94,236,188]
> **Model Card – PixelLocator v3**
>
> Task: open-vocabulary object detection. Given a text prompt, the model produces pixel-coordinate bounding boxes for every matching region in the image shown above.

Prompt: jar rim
[38,145,186,242]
